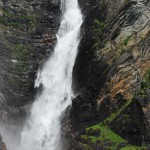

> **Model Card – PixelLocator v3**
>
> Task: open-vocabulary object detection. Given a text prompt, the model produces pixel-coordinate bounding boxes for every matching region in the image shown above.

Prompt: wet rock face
[73,0,108,94]
[0,0,60,121]
[69,0,150,148]
[70,94,97,129]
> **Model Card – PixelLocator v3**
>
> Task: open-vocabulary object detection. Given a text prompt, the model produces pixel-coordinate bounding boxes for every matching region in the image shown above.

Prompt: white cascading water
[20,0,83,150]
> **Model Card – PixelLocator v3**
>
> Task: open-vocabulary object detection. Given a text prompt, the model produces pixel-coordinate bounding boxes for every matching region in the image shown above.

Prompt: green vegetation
[0,16,7,24]
[0,7,37,90]
[0,10,37,29]
[93,19,106,49]
[80,124,133,150]
[85,125,126,143]
[117,114,131,124]
[123,36,131,46]
[139,68,150,95]
[80,125,127,149]
[12,44,32,60]
[78,100,148,149]
[10,44,33,76]
[80,124,146,150]
[117,35,132,54]
[13,61,29,76]
[103,99,132,125]
[79,143,92,150]
[9,62,29,89]
[7,43,34,89]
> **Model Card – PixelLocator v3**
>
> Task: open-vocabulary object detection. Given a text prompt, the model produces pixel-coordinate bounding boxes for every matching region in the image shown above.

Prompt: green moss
[0,15,21,27]
[80,123,147,150]
[93,19,107,49]
[103,100,132,125]
[0,7,38,90]
[81,135,97,143]
[0,10,37,29]
[117,36,132,54]
[78,99,149,149]
[123,36,131,46]
[86,125,126,143]
[117,114,132,124]
[138,68,150,95]
[0,16,7,24]
[80,125,127,150]
[8,43,34,88]
[79,143,92,150]
[12,44,32,60]
[13,61,28,75]
[79,100,136,149]
[10,44,32,76]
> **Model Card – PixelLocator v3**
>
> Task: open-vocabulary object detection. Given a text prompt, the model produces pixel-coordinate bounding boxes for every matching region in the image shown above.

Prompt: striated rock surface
[0,0,60,122]
[67,0,150,149]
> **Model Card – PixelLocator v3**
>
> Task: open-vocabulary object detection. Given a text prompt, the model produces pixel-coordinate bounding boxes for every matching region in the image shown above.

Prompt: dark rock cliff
[69,0,150,149]
[0,0,60,122]
[0,135,6,150]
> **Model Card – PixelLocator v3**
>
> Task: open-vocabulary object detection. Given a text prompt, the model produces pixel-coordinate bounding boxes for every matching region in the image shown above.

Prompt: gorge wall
[0,0,60,123]
[69,0,150,149]
[0,0,150,150]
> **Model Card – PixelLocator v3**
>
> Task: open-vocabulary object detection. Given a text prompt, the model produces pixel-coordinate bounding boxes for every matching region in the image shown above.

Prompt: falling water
[20,0,83,150]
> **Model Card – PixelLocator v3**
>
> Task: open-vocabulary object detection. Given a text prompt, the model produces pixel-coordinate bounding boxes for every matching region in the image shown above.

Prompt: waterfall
[20,0,83,150]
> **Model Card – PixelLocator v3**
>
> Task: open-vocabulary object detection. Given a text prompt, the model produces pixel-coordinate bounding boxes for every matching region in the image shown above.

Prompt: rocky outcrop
[0,0,60,122]
[73,0,108,94]
[110,99,149,145]
[69,99,150,150]
[69,0,150,148]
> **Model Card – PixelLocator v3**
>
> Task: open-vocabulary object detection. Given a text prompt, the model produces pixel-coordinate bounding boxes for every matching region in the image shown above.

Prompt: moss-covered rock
[71,100,149,150]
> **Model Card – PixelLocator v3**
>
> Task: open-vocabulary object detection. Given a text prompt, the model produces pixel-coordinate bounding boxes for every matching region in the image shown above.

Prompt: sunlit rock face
[68,0,150,149]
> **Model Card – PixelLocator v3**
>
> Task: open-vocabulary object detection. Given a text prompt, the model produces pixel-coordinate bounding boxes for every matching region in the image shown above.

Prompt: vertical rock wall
[0,0,60,121]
